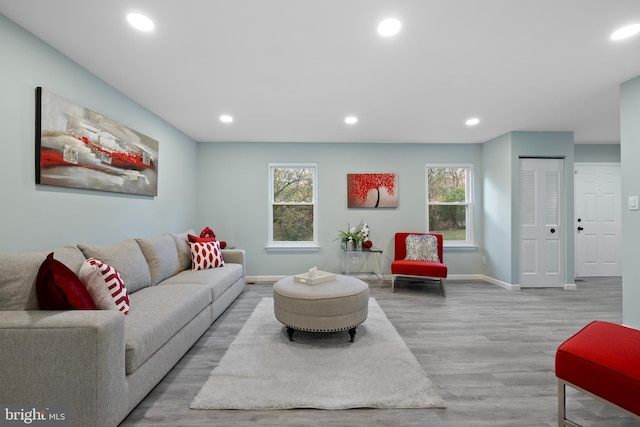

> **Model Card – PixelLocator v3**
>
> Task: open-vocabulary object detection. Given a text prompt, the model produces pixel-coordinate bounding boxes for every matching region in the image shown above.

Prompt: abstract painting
[347,173,398,208]
[35,87,158,196]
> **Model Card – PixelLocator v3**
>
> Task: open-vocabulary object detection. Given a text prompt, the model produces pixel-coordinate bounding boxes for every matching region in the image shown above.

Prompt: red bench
[555,320,640,426]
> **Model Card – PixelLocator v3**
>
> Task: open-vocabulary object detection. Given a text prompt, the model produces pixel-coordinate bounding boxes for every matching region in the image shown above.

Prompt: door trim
[519,157,565,288]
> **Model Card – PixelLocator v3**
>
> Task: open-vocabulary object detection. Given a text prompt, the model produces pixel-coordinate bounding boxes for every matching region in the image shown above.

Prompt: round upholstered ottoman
[273,274,369,342]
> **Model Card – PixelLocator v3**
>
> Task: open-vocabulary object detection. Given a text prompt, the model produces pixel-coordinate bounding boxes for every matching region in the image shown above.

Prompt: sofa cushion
[136,235,181,286]
[189,241,224,270]
[391,260,448,278]
[36,253,97,310]
[78,239,151,293]
[79,258,130,315]
[0,246,86,311]
[124,284,211,374]
[171,230,195,272]
[159,263,243,301]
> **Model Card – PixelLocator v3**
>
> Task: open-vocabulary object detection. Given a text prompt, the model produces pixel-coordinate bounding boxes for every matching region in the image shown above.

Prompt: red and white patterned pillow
[189,241,225,270]
[79,258,130,315]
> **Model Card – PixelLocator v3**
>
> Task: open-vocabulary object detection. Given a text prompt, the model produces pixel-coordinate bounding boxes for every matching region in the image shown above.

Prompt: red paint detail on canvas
[347,173,397,208]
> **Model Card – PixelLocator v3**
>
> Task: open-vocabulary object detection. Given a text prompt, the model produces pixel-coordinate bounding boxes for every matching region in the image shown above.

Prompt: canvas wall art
[347,173,398,208]
[35,87,159,196]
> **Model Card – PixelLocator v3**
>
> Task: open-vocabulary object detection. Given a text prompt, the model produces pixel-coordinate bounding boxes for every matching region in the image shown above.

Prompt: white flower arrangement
[337,220,371,249]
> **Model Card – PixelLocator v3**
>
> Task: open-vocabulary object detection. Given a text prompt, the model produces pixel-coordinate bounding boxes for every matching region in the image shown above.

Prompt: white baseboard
[248,274,520,290]
[247,274,572,291]
[479,275,521,290]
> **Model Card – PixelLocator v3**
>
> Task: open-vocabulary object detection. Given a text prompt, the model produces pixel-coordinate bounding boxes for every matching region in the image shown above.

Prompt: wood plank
[121,278,633,426]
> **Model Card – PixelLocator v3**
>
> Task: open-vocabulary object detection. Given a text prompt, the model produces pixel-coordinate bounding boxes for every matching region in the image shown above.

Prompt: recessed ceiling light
[377,18,402,37]
[345,116,358,125]
[610,23,640,41]
[465,117,480,126]
[220,114,234,124]
[127,13,154,32]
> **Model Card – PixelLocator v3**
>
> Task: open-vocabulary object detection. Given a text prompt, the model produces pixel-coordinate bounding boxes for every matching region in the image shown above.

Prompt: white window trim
[425,163,474,246]
[267,162,318,250]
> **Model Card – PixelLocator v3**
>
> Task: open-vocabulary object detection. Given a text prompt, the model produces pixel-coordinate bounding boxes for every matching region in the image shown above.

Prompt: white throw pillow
[79,258,130,315]
[405,234,439,262]
[189,241,225,271]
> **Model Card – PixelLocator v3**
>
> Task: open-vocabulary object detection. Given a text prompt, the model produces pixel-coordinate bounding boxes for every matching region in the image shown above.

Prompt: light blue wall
[482,133,513,284]
[482,132,576,286]
[574,144,620,163]
[621,75,640,328]
[1,11,626,291]
[0,14,198,252]
[197,142,483,278]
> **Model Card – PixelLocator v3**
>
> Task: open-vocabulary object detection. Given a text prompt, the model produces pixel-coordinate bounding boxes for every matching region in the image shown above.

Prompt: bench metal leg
[560,379,640,426]
[558,380,566,426]
[557,380,581,426]
[558,379,601,427]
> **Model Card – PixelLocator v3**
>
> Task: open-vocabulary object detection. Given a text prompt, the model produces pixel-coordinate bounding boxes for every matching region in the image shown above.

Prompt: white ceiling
[2,0,640,144]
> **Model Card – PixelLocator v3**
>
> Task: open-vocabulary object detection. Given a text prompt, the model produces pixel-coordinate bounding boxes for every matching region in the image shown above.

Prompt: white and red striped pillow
[79,258,130,315]
[189,241,225,270]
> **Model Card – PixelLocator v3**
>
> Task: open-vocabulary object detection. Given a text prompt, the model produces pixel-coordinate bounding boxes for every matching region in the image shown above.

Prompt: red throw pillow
[188,234,215,243]
[36,252,97,310]
[189,227,218,243]
[200,227,216,239]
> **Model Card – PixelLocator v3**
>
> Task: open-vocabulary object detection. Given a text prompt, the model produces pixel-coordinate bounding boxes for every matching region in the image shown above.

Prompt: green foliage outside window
[273,205,313,241]
[272,167,315,242]
[427,167,469,241]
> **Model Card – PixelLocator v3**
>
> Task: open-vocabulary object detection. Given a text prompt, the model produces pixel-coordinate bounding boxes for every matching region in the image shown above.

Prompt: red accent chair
[556,320,640,425]
[390,232,447,296]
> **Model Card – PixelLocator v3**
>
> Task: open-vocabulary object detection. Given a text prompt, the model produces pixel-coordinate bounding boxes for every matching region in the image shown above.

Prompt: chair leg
[391,275,396,293]
[440,278,446,297]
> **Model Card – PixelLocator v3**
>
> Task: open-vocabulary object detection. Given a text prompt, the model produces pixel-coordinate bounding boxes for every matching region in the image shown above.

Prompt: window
[426,165,473,244]
[268,163,318,248]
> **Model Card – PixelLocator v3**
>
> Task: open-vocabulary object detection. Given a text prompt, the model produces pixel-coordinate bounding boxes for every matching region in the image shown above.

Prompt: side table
[340,246,383,280]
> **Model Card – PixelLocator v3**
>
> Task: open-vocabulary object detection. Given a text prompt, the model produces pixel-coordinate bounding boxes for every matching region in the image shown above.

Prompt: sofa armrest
[0,310,126,427]
[222,249,245,267]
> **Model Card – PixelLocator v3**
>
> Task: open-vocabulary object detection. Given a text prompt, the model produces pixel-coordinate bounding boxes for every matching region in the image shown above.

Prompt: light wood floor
[121,277,640,426]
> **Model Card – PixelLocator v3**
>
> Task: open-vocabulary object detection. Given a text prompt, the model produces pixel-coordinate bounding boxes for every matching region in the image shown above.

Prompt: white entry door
[574,163,621,277]
[520,158,564,288]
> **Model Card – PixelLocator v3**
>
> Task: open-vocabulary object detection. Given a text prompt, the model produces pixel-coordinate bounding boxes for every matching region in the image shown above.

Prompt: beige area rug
[190,297,446,410]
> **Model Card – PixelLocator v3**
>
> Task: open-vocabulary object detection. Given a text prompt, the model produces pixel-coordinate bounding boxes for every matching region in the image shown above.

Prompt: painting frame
[35,87,159,196]
[347,173,398,208]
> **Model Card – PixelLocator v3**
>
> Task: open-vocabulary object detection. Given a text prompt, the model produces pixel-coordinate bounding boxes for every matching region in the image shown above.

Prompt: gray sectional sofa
[0,230,245,427]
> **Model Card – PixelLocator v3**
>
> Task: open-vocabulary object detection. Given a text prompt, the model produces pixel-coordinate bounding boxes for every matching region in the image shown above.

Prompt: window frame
[267,162,318,250]
[425,163,474,246]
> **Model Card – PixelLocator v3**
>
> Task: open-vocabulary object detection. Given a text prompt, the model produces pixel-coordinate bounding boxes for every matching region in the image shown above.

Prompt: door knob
[550,228,556,233]
[577,226,584,231]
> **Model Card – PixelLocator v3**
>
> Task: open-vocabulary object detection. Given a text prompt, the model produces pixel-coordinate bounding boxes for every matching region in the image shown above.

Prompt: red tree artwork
[347,173,398,208]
